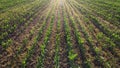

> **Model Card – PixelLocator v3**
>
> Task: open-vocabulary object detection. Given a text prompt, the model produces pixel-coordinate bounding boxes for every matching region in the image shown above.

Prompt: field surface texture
[0,0,120,68]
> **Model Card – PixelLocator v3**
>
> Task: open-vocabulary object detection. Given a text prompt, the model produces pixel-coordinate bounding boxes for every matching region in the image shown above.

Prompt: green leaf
[69,53,77,61]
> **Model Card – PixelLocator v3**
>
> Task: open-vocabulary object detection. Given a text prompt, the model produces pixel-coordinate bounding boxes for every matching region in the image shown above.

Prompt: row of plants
[73,1,120,66]
[16,18,42,56]
[21,6,53,68]
[96,32,120,66]
[84,17,118,67]
[63,5,78,68]
[64,1,92,67]
[73,0,119,59]
[11,3,51,59]
[71,0,120,48]
[70,17,92,68]
[90,16,120,47]
[54,9,61,68]
[66,1,112,67]
[37,15,55,68]
[78,16,115,67]
[36,4,56,67]
[72,0,120,35]
[75,0,120,28]
[0,0,50,49]
[0,0,34,13]
[69,13,92,68]
[76,18,111,68]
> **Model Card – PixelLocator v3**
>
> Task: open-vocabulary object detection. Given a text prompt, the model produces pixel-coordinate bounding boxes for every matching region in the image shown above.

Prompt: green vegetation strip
[63,6,78,68]
[54,10,60,68]
[21,7,52,68]
[37,15,55,68]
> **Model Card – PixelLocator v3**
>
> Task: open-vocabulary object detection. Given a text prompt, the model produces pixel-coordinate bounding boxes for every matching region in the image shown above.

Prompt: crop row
[0,0,34,13]
[21,5,54,68]
[65,0,119,67]
[64,2,92,67]
[54,8,61,68]
[37,2,57,67]
[0,0,50,49]
[63,7,77,67]
[72,0,120,48]
[75,0,120,28]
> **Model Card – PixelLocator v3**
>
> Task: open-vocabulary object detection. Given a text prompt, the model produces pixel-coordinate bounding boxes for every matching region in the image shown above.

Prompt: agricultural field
[0,0,120,68]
